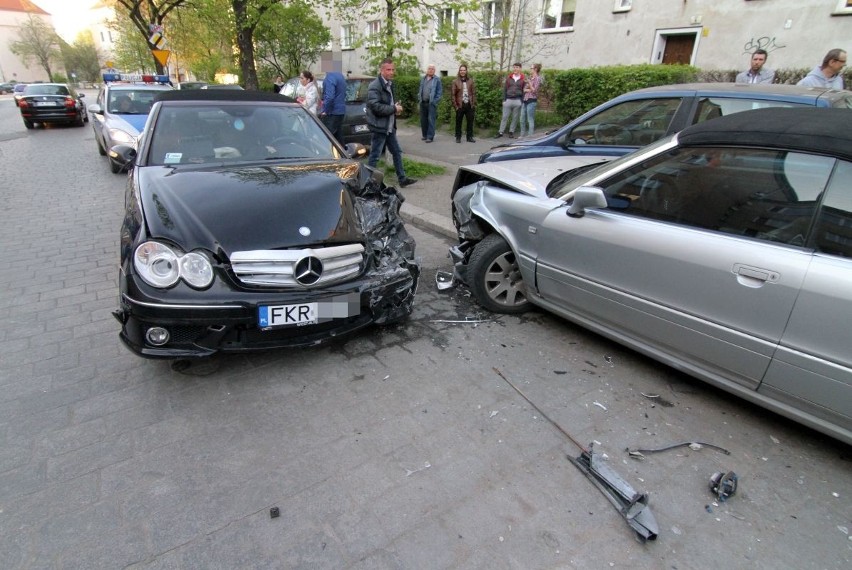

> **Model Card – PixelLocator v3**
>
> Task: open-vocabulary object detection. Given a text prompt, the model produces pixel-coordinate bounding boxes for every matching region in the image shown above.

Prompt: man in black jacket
[366,58,417,187]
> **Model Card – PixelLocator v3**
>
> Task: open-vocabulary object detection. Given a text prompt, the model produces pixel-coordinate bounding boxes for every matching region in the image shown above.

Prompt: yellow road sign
[152,50,171,67]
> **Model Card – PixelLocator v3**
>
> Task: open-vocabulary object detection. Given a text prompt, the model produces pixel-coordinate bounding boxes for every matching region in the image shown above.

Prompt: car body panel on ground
[281,73,372,146]
[88,75,173,172]
[113,89,419,358]
[480,83,852,163]
[451,107,852,444]
[17,83,87,128]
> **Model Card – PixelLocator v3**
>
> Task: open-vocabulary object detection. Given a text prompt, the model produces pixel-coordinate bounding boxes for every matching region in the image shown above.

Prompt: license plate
[35,101,57,107]
[259,303,317,327]
[354,124,369,133]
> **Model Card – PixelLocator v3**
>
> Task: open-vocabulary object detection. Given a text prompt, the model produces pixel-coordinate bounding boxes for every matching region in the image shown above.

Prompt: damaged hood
[458,155,612,199]
[138,161,364,255]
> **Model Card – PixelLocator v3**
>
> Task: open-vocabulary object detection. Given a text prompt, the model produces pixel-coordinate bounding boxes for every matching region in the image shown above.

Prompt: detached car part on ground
[450,107,852,445]
[480,83,852,163]
[111,90,419,358]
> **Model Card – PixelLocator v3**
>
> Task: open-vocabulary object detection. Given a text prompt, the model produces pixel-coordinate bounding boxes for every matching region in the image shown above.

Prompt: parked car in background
[0,82,15,94]
[110,90,419,358]
[17,83,87,129]
[177,81,207,90]
[201,84,243,90]
[13,83,28,107]
[480,83,852,163]
[88,73,173,173]
[450,107,852,445]
[280,73,372,146]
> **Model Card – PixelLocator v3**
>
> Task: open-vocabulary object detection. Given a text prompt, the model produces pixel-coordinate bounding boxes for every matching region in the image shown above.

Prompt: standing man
[320,69,347,144]
[735,49,775,84]
[419,64,443,143]
[797,48,847,89]
[452,64,476,143]
[366,58,417,188]
[495,63,525,138]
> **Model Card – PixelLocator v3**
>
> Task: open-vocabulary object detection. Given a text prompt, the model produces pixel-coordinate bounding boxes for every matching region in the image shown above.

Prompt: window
[613,0,632,12]
[541,0,576,30]
[691,97,809,125]
[601,147,833,245]
[563,98,682,147]
[366,20,382,47]
[435,8,458,41]
[813,160,852,257]
[482,1,504,37]
[833,0,852,15]
[341,25,355,49]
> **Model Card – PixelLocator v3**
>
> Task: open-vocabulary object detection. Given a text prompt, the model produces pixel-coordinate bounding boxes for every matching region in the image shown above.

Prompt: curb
[400,202,456,239]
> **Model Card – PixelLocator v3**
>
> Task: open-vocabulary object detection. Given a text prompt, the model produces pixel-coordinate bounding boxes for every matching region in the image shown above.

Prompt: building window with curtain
[541,0,576,30]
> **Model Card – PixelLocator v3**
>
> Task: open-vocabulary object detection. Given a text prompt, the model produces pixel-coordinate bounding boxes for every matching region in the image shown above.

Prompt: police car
[88,73,173,173]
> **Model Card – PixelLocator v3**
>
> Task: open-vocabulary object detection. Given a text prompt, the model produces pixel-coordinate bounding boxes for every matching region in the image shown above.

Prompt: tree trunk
[232,1,259,90]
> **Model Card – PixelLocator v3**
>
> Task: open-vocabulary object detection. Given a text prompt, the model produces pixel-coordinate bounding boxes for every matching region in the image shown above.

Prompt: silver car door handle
[732,263,780,288]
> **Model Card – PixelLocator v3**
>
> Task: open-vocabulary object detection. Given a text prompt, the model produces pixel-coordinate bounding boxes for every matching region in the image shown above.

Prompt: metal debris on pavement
[626,441,731,456]
[709,471,738,502]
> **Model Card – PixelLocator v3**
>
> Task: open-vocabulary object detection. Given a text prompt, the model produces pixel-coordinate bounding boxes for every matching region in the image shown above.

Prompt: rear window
[24,84,69,96]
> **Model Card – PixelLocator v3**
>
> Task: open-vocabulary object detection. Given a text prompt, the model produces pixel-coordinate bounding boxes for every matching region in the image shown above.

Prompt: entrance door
[662,35,695,64]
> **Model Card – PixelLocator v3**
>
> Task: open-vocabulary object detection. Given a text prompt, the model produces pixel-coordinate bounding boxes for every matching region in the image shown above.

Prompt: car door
[533,145,832,390]
[92,86,107,144]
[761,159,852,429]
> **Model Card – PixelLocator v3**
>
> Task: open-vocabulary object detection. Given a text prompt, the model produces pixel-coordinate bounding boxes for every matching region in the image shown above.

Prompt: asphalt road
[0,91,850,569]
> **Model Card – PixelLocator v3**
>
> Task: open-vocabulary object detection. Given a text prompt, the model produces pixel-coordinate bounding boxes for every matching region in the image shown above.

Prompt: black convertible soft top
[677,107,852,162]
[154,89,296,104]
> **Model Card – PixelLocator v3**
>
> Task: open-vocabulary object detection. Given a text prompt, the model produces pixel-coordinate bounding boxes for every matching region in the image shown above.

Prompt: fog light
[146,327,170,346]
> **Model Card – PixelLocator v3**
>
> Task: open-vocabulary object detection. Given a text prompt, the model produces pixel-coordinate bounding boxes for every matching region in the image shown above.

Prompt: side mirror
[346,142,368,159]
[567,186,608,217]
[108,144,137,169]
[88,103,103,115]
[78,93,85,99]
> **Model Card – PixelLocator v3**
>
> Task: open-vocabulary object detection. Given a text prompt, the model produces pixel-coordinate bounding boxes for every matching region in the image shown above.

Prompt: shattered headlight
[108,127,136,146]
[134,242,214,289]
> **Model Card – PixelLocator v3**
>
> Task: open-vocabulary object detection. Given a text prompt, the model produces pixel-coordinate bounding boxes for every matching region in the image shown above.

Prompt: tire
[109,158,122,174]
[23,119,33,129]
[468,234,531,314]
[96,138,106,156]
[74,112,85,127]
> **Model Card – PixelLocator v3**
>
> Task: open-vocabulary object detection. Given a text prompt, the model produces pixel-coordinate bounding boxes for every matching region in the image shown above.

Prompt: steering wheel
[593,123,633,145]
[267,137,314,157]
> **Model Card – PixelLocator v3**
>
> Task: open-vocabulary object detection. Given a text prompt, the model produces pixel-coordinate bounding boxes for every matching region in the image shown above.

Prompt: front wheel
[23,119,33,129]
[468,234,531,314]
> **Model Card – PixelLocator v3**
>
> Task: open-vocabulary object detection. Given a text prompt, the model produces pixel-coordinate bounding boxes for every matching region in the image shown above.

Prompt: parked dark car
[449,108,852,445]
[280,73,372,146]
[111,90,419,358]
[480,83,852,163]
[18,83,88,128]
[177,81,207,90]
[0,82,15,94]
[13,83,28,107]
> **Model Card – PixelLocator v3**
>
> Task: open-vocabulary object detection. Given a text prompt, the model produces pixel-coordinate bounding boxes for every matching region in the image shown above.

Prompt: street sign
[152,50,171,68]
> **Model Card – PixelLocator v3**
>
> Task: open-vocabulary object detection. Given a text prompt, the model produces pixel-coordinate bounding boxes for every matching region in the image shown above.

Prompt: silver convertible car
[449,107,851,444]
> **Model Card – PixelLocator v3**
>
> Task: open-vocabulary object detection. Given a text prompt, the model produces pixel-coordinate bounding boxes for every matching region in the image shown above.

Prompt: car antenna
[493,367,659,542]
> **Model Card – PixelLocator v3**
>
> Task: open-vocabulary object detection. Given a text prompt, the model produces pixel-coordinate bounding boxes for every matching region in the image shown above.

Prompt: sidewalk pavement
[385,124,502,239]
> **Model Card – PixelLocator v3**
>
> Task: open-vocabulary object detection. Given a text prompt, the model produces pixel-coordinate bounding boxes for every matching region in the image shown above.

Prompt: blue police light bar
[102,73,170,84]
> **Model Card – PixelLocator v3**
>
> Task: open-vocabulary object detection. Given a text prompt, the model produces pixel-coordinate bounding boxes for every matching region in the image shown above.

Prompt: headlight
[108,127,136,146]
[134,242,214,289]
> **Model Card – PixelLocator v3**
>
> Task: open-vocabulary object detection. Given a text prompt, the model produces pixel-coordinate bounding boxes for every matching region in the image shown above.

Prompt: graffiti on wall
[742,36,786,54]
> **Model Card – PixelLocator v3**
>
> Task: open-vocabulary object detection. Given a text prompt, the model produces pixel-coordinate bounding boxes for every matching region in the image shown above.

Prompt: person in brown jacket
[451,64,476,143]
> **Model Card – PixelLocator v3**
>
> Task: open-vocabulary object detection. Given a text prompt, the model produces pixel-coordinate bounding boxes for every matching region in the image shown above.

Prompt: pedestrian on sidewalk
[297,70,319,115]
[320,67,347,144]
[366,58,417,188]
[419,64,443,143]
[519,63,542,138]
[452,64,477,143]
[797,48,847,89]
[495,63,525,138]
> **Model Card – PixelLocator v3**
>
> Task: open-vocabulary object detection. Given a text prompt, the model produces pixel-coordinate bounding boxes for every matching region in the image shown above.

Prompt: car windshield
[24,84,69,96]
[147,104,340,166]
[109,89,161,114]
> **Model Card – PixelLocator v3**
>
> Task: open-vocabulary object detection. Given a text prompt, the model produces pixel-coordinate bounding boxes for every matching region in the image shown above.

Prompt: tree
[328,0,476,74]
[60,31,104,83]
[113,0,191,74]
[255,1,331,80]
[108,12,155,73]
[231,0,280,90]
[8,14,62,81]
[168,0,236,82]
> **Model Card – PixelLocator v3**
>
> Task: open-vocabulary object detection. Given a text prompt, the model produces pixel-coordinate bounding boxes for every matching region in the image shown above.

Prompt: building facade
[0,0,52,83]
[325,0,851,77]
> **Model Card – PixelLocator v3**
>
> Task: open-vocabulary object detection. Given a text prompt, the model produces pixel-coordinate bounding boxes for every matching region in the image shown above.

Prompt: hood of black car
[138,161,364,256]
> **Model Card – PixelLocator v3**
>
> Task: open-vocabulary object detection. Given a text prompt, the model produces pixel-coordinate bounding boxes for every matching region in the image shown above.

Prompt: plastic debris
[770,435,781,444]
[270,507,280,518]
[709,471,738,502]
[489,410,499,418]
[640,393,660,399]
[405,462,432,477]
[593,401,608,411]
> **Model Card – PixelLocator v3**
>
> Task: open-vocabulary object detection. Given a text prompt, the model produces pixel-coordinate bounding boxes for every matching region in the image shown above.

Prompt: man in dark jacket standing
[366,58,416,187]
[320,71,347,144]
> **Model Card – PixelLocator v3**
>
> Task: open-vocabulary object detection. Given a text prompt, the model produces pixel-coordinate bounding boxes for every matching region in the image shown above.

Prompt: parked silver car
[449,107,852,444]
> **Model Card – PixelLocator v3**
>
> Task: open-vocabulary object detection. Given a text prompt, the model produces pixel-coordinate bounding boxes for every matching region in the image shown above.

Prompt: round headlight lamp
[134,242,214,289]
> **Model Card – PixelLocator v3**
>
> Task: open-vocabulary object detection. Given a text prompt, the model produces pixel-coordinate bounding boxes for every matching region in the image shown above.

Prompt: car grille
[230,244,364,287]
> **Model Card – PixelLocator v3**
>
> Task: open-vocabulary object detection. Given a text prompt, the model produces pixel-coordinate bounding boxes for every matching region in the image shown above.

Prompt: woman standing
[298,71,319,115]
[519,63,542,138]
[451,64,477,143]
